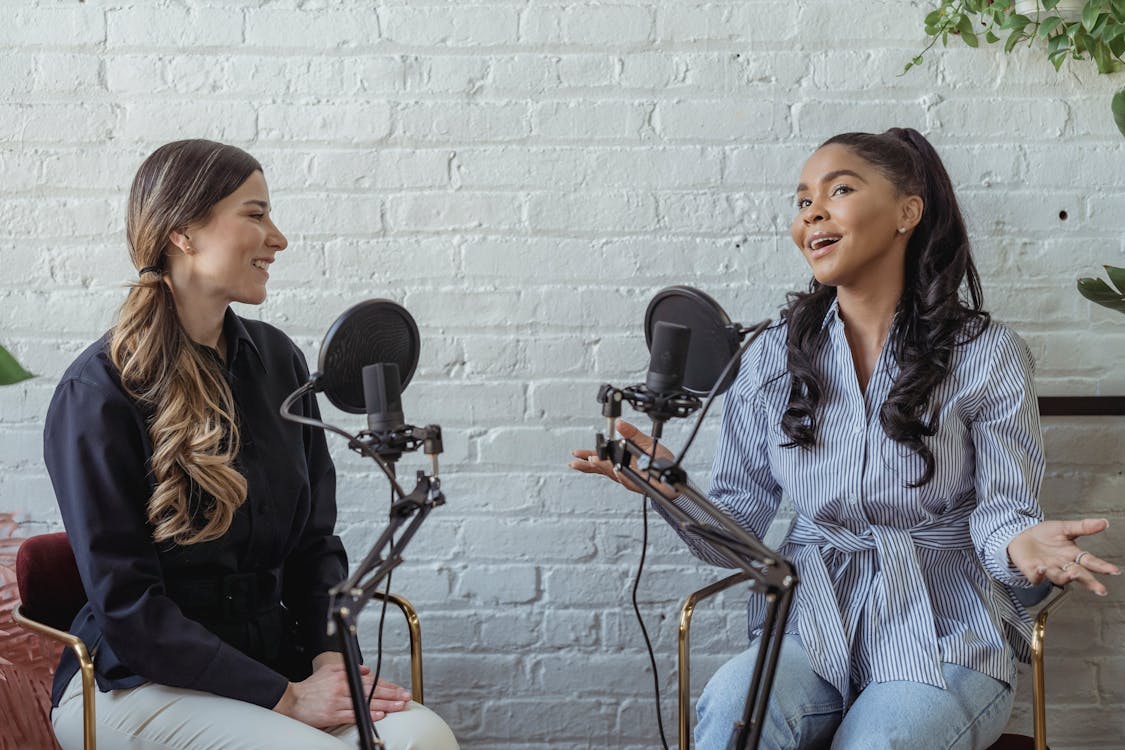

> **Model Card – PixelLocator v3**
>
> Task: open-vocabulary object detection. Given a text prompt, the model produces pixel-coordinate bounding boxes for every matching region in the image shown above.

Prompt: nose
[802,200,826,225]
[267,218,287,252]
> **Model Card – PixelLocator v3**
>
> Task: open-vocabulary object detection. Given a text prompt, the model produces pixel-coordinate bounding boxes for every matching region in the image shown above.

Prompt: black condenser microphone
[363,362,404,432]
[645,321,691,394]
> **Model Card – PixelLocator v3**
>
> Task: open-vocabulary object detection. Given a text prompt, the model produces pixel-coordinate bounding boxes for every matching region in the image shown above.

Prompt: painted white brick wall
[1,1,1123,748]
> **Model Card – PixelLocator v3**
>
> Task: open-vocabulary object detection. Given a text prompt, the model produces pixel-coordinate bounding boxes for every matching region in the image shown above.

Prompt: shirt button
[853,424,863,435]
[848,495,859,504]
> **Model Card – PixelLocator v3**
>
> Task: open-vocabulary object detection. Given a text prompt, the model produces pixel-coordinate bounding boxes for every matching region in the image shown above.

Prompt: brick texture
[1,2,1123,748]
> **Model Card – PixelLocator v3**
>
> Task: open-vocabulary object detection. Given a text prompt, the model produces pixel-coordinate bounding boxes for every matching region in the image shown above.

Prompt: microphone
[363,362,404,433]
[645,321,691,394]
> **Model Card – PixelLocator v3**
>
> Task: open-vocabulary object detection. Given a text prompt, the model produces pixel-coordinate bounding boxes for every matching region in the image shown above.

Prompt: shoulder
[239,316,310,373]
[46,334,140,436]
[55,334,130,400]
[956,319,1035,375]
[731,317,788,401]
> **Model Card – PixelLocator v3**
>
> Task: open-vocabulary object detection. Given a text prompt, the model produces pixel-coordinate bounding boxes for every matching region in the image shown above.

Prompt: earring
[897,227,907,234]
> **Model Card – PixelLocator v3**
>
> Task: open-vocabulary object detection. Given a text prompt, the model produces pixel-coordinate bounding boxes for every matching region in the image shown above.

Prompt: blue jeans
[695,636,1013,750]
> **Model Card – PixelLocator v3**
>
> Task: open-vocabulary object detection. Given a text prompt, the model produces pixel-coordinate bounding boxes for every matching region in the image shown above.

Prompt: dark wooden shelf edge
[1037,396,1125,417]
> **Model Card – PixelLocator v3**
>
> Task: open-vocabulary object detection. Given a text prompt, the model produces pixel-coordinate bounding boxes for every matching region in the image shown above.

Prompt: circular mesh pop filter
[644,286,740,396]
[317,299,420,414]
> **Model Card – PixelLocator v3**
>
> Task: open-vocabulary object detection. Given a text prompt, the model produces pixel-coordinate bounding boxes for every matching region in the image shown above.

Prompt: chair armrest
[12,606,96,750]
[370,591,424,705]
[678,573,752,750]
[1031,586,1069,750]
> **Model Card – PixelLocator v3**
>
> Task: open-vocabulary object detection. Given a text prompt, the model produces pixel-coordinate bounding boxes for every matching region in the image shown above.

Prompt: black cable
[365,485,396,744]
[632,438,671,750]
[280,382,407,498]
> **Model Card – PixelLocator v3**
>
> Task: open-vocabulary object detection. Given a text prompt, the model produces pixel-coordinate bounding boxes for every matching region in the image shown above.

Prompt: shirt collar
[819,295,841,331]
[221,307,266,374]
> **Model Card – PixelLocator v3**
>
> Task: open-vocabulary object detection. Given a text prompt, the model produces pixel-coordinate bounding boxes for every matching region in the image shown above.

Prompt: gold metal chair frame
[10,589,425,750]
[372,590,425,704]
[676,574,1067,750]
[12,604,97,750]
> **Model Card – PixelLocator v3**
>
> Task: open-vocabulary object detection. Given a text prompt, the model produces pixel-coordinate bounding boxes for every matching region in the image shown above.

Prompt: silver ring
[1061,561,1076,572]
[1075,551,1091,567]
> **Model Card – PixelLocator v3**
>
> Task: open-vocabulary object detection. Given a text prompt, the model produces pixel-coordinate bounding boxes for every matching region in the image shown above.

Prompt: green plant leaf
[1083,2,1101,31]
[1112,87,1125,137]
[986,29,1001,43]
[1106,265,1125,294]
[1005,28,1026,51]
[1038,15,1065,37]
[1043,0,1061,9]
[0,345,33,386]
[1002,13,1032,31]
[1077,277,1125,313]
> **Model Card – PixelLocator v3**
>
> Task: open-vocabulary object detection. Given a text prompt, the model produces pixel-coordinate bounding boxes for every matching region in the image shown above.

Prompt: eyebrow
[795,169,868,194]
[242,199,270,210]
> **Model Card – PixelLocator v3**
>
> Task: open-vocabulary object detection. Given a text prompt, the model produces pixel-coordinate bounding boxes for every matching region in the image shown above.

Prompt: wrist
[272,683,297,717]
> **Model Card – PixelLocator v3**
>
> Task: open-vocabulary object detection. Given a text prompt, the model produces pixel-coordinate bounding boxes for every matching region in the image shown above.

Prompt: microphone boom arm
[596,434,796,750]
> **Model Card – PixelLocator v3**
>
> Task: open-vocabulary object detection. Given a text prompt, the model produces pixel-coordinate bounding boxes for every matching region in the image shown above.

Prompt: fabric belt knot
[785,502,977,704]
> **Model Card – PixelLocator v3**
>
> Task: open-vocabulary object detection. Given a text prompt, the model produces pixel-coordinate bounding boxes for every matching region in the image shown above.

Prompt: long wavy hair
[779,127,989,487]
[110,140,261,545]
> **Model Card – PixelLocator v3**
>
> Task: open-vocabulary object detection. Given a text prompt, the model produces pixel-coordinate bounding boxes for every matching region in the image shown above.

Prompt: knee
[383,702,458,750]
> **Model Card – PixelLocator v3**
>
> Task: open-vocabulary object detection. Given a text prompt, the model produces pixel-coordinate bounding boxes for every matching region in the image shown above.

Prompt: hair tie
[139,265,162,277]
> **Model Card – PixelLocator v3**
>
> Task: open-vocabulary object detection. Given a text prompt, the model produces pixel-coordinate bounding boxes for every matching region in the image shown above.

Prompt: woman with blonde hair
[44,139,458,750]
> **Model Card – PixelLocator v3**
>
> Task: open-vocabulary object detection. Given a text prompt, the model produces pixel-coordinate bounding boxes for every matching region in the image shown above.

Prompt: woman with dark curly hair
[572,128,1117,749]
[44,140,458,750]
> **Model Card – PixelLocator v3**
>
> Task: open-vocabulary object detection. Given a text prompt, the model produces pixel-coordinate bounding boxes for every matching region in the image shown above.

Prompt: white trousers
[51,671,459,750]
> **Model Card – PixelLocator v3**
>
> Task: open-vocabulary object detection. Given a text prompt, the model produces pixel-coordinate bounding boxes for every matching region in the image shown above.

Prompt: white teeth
[252,259,267,270]
[811,236,840,250]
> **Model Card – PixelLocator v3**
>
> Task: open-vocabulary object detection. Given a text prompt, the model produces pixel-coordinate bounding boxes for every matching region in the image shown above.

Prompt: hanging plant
[908,0,1125,136]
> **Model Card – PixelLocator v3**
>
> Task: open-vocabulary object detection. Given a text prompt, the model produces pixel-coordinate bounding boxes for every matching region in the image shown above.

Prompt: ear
[899,195,923,232]
[168,228,194,255]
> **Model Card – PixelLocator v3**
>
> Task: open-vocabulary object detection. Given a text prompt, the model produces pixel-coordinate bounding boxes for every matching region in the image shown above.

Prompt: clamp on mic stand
[593,317,796,750]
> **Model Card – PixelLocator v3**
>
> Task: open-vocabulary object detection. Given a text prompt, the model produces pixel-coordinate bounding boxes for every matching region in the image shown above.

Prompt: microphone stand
[593,319,797,750]
[281,383,444,750]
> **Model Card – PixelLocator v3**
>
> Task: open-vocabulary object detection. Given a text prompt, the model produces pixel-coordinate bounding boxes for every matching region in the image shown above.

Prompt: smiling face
[168,170,287,306]
[789,144,922,291]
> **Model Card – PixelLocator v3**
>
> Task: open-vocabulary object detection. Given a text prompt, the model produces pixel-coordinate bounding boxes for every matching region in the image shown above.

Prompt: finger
[571,449,597,460]
[616,420,652,448]
[368,684,411,701]
[370,709,387,722]
[1066,566,1109,597]
[1059,517,1109,540]
[1075,551,1121,576]
[1041,563,1075,588]
[369,698,410,713]
[374,679,411,699]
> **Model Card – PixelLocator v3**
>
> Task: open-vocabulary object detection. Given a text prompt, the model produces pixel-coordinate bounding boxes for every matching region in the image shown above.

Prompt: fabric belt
[785,502,977,701]
[165,569,283,621]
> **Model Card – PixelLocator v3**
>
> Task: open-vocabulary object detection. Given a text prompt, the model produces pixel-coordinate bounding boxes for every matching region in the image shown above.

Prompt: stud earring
[897,227,907,234]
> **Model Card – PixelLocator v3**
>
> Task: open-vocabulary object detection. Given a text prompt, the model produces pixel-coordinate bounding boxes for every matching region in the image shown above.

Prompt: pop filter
[317,299,420,414]
[644,286,741,396]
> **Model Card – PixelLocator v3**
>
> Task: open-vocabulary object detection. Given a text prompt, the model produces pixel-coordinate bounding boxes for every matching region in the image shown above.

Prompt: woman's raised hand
[273,662,412,728]
[1008,518,1120,596]
[568,419,677,498]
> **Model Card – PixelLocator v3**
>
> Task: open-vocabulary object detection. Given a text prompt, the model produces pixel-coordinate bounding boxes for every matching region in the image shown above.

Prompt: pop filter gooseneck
[318,299,420,414]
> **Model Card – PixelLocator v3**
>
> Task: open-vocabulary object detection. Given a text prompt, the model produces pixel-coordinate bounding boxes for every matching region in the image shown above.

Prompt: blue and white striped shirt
[664,299,1044,703]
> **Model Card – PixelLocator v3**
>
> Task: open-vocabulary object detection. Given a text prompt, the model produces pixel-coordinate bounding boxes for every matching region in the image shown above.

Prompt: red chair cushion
[15,532,87,631]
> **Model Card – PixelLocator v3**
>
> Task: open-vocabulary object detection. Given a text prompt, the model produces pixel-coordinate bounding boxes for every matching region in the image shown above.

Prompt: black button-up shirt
[44,309,346,708]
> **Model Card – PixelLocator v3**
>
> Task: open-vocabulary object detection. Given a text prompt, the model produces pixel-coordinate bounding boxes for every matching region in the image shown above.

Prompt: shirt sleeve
[968,327,1045,587]
[44,376,290,707]
[281,349,349,659]
[652,346,784,568]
